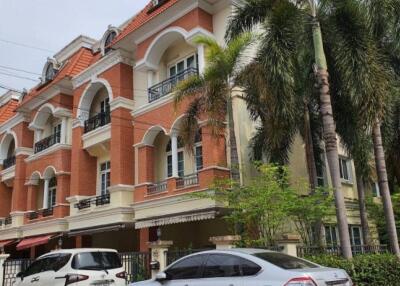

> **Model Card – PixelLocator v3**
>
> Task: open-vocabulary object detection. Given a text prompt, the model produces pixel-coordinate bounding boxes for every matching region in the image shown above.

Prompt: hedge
[306,254,400,286]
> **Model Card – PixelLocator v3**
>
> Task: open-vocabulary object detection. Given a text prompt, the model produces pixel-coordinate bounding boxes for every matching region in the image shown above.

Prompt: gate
[2,258,33,286]
[119,252,151,283]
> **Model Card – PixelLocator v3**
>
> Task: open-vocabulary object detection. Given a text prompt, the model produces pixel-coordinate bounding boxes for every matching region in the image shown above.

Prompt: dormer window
[104,31,116,55]
[148,0,168,13]
[45,63,57,82]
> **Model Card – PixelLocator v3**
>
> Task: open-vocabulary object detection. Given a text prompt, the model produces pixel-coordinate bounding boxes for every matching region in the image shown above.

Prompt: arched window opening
[104,31,117,55]
[47,177,57,208]
[45,63,57,82]
[166,137,184,178]
[194,129,203,171]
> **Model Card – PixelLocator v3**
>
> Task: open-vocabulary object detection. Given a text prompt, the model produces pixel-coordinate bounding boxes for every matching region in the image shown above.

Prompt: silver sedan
[132,248,352,286]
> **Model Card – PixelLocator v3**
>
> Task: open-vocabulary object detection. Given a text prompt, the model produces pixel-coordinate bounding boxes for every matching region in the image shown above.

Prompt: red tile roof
[20,47,96,106]
[0,99,18,124]
[114,0,179,44]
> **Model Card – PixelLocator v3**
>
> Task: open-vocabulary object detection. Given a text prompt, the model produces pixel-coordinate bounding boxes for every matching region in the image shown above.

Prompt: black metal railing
[297,244,389,257]
[26,211,39,220]
[84,111,111,133]
[4,216,12,225]
[119,252,151,283]
[74,193,111,210]
[147,181,167,195]
[176,173,199,189]
[2,258,34,286]
[26,208,53,220]
[148,67,198,103]
[41,208,54,217]
[3,156,16,169]
[34,131,61,153]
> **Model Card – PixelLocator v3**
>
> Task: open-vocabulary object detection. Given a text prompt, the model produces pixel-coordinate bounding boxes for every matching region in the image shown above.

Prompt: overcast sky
[0,0,148,93]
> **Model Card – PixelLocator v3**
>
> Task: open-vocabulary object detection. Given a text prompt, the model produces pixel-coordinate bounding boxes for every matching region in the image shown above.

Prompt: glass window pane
[196,146,203,171]
[187,56,195,68]
[166,255,205,280]
[178,151,184,177]
[72,252,122,271]
[167,155,172,177]
[203,254,242,278]
[169,66,176,77]
[253,252,318,270]
[177,61,185,73]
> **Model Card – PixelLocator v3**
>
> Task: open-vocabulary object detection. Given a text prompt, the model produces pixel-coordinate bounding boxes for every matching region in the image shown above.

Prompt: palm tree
[320,0,400,256]
[227,0,353,258]
[173,34,253,182]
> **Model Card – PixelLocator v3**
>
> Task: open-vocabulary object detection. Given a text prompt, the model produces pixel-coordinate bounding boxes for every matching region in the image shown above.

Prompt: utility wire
[0,65,42,76]
[0,38,55,53]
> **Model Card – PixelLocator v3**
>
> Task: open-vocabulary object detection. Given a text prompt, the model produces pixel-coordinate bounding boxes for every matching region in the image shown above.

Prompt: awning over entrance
[135,209,218,229]
[68,224,127,237]
[0,239,15,248]
[16,234,54,251]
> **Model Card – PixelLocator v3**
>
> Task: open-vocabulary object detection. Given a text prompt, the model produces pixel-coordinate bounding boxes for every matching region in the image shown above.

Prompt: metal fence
[297,244,389,257]
[119,252,151,283]
[2,258,33,286]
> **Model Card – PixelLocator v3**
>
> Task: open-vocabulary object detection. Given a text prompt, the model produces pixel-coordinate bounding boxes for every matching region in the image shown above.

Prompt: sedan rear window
[253,252,319,269]
[72,252,122,271]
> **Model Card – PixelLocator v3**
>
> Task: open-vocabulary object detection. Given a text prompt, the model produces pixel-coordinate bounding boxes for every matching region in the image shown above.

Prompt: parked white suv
[15,248,127,286]
[132,249,352,286]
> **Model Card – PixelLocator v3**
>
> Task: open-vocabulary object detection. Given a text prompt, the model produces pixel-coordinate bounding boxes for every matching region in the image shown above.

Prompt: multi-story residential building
[0,0,376,259]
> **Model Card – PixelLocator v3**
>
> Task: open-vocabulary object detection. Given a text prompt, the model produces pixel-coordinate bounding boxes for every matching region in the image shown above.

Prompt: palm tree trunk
[227,97,241,182]
[372,120,400,257]
[355,171,372,246]
[304,102,326,246]
[304,102,319,190]
[312,20,353,259]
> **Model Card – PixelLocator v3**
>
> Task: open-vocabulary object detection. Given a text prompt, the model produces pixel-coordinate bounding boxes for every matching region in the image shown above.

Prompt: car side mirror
[155,272,167,282]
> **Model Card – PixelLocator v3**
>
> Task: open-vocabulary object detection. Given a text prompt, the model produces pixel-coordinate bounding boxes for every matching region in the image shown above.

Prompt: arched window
[45,63,57,82]
[48,177,57,208]
[104,31,117,55]
[195,129,203,171]
[166,137,184,178]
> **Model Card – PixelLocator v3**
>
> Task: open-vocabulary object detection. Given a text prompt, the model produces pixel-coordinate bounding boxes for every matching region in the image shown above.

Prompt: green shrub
[306,254,400,286]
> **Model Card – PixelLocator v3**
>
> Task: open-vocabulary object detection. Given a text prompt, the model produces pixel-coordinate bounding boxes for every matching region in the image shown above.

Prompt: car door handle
[30,276,40,283]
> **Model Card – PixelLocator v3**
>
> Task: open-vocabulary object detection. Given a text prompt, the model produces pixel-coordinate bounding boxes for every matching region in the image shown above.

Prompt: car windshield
[253,252,319,270]
[72,252,122,271]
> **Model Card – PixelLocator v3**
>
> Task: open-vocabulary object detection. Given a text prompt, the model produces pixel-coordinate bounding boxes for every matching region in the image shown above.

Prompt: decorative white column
[171,134,178,178]
[43,179,50,209]
[61,117,68,144]
[197,44,205,74]
[147,70,154,88]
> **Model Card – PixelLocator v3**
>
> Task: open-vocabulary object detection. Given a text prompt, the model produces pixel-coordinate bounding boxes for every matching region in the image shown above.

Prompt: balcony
[176,173,199,189]
[26,208,54,221]
[3,156,16,169]
[74,193,111,210]
[147,181,168,195]
[4,216,12,226]
[148,67,198,103]
[34,132,61,153]
[84,111,111,134]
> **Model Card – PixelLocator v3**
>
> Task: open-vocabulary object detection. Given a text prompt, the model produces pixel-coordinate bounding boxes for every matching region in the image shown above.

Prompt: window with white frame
[325,225,338,246]
[339,157,353,183]
[372,182,381,197]
[100,98,110,114]
[350,225,363,246]
[316,161,326,187]
[100,161,111,195]
[195,129,203,171]
[166,138,184,178]
[168,54,198,79]
[47,177,57,208]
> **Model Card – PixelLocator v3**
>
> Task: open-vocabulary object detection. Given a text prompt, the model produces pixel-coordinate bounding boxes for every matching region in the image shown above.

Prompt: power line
[0,65,41,76]
[0,71,40,82]
[0,83,23,93]
[0,38,55,53]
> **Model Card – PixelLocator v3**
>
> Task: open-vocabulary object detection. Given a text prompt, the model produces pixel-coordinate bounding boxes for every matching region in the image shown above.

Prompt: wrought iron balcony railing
[34,131,61,153]
[84,111,111,134]
[74,193,111,210]
[147,181,168,195]
[4,216,12,225]
[148,67,198,103]
[26,208,54,220]
[176,173,199,189]
[3,155,16,169]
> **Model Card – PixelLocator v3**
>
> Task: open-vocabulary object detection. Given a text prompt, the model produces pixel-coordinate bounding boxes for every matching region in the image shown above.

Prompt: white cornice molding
[0,113,30,134]
[53,107,73,118]
[110,97,135,112]
[66,207,134,224]
[25,143,72,163]
[54,35,96,63]
[20,218,68,232]
[131,93,173,118]
[72,50,135,89]
[0,91,21,107]
[81,124,111,141]
[72,119,82,129]
[108,184,135,193]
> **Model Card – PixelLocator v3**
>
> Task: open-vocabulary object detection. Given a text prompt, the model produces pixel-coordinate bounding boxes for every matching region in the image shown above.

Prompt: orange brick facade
[0,1,232,256]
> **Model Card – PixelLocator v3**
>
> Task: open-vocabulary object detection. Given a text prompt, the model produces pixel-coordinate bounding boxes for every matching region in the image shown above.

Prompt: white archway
[30,103,56,130]
[43,166,57,180]
[0,132,18,160]
[28,171,42,186]
[77,78,113,123]
[141,125,168,146]
[141,27,190,69]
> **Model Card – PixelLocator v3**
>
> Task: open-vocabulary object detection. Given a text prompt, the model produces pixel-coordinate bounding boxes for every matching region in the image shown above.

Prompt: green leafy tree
[173,34,253,181]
